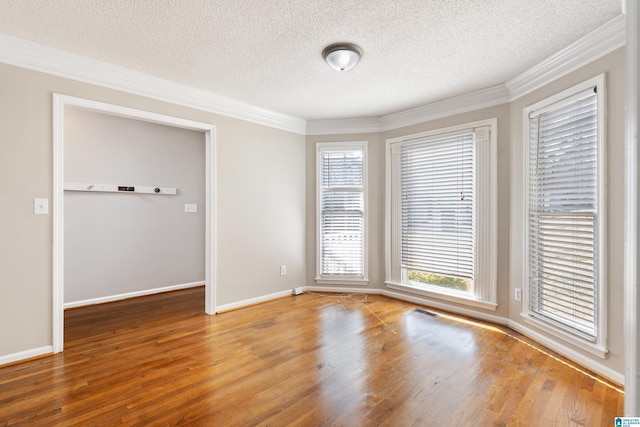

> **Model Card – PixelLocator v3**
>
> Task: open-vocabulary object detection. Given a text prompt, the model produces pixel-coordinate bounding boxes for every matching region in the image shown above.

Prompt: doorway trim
[52,94,217,353]
[624,0,639,415]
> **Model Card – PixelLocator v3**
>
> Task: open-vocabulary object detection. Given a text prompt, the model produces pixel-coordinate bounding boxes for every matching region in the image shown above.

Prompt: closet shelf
[64,182,177,195]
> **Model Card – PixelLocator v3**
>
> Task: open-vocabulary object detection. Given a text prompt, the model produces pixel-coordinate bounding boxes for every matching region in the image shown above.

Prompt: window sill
[315,277,369,286]
[385,281,497,311]
[521,312,608,359]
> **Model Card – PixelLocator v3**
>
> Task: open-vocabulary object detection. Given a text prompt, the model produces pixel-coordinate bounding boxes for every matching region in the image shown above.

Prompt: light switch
[184,203,198,213]
[34,198,49,215]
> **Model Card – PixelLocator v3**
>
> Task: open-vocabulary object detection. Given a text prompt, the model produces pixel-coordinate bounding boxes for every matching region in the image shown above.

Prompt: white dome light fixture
[322,43,363,72]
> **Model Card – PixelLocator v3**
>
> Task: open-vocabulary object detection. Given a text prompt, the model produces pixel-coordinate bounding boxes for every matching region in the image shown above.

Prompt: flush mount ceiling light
[322,43,363,72]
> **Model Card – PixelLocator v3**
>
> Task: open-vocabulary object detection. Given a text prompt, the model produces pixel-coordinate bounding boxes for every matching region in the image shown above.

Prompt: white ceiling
[0,1,622,121]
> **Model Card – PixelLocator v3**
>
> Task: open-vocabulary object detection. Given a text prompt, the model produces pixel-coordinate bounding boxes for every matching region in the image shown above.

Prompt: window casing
[523,75,607,358]
[386,120,497,310]
[316,142,368,283]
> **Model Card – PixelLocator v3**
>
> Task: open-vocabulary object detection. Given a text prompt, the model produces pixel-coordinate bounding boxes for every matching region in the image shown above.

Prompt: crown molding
[507,14,626,101]
[306,117,382,135]
[0,13,626,137]
[306,84,509,136]
[380,84,510,132]
[0,34,307,134]
[307,14,626,136]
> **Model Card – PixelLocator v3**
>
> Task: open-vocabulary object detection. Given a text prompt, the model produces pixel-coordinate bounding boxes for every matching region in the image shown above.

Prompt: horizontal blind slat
[320,150,364,276]
[401,132,476,283]
[528,91,598,339]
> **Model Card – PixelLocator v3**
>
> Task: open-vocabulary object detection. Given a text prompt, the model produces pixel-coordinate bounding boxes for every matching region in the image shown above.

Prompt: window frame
[315,141,369,284]
[522,74,608,358]
[385,119,497,310]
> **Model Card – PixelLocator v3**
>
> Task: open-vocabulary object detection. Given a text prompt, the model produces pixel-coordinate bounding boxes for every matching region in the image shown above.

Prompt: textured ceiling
[0,0,622,121]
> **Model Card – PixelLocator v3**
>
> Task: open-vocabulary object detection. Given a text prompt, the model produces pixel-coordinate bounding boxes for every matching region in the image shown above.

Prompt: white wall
[64,108,205,304]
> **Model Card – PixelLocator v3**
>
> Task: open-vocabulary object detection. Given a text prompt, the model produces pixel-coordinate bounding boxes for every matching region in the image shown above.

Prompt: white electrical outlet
[280,265,286,276]
[515,288,522,302]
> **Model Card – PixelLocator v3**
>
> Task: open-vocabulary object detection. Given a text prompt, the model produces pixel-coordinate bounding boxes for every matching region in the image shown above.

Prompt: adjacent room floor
[0,287,623,426]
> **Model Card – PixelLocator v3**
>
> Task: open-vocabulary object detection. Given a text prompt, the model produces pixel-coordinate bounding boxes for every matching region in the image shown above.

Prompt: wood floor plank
[0,287,623,426]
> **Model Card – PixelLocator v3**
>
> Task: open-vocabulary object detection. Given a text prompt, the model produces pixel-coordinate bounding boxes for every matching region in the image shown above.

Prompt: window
[523,75,606,357]
[386,120,497,310]
[316,142,368,283]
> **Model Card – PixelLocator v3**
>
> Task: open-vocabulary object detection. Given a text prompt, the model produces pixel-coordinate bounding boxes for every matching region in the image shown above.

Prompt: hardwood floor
[0,287,623,426]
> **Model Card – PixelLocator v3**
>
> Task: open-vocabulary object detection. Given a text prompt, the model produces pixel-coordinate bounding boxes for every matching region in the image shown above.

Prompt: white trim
[302,285,623,385]
[519,313,608,359]
[307,15,625,136]
[507,15,626,101]
[597,74,609,358]
[314,278,370,286]
[307,118,381,135]
[386,141,399,284]
[523,74,605,117]
[52,94,217,353]
[215,289,293,313]
[63,281,204,309]
[385,118,498,308]
[0,16,624,138]
[380,85,509,132]
[315,141,369,282]
[0,34,305,134]
[52,95,64,353]
[385,282,498,311]
[205,125,218,316]
[522,74,608,356]
[0,346,53,367]
[507,320,623,386]
[48,278,630,384]
[624,0,639,415]
[306,85,509,135]
[385,118,498,145]
[305,286,382,295]
[475,121,498,304]
[54,95,219,130]
[381,288,507,325]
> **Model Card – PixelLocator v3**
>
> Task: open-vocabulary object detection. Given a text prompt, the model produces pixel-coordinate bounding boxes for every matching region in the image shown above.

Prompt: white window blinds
[400,131,475,284]
[528,87,598,340]
[319,149,364,277]
[386,120,497,309]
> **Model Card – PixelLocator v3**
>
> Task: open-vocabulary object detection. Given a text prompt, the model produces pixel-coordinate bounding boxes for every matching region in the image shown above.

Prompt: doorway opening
[52,94,217,353]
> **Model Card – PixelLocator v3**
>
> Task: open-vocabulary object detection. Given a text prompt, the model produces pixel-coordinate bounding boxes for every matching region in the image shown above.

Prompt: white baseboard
[12,284,622,386]
[507,320,625,386]
[216,289,293,313]
[63,281,204,309]
[305,285,382,295]
[306,286,507,325]
[381,289,508,325]
[308,285,624,386]
[0,345,52,366]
